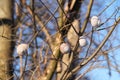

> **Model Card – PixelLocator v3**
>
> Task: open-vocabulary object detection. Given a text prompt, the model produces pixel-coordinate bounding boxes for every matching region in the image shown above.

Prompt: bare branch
[65,17,120,79]
[81,0,94,34]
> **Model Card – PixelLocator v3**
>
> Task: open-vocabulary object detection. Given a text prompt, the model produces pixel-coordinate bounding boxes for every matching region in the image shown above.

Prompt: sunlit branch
[65,17,120,79]
[81,0,94,34]
[81,17,120,66]
[26,6,52,43]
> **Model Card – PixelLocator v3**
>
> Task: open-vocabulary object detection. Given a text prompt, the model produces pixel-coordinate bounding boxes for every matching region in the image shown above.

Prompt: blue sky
[85,0,120,80]
[88,69,120,80]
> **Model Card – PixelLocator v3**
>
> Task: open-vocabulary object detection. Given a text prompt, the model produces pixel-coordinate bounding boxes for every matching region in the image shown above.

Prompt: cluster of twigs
[9,0,120,80]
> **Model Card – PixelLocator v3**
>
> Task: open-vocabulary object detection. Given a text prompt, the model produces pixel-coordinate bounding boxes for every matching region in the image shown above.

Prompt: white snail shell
[79,36,87,47]
[60,43,70,54]
[16,43,29,55]
[90,16,100,27]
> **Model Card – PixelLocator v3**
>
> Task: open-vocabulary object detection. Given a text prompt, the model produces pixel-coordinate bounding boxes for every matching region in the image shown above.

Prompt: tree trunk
[0,0,14,80]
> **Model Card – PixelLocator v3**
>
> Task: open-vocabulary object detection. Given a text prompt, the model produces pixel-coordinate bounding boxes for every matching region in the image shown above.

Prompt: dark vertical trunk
[0,0,14,80]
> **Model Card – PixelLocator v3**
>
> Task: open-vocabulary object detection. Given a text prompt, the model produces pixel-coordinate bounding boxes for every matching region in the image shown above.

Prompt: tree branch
[81,0,94,34]
[26,6,52,43]
[65,17,120,79]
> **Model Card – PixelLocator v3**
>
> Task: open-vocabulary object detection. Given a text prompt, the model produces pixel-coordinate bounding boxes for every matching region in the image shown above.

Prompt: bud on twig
[90,16,100,27]
[60,43,70,54]
[16,43,29,56]
[79,36,87,47]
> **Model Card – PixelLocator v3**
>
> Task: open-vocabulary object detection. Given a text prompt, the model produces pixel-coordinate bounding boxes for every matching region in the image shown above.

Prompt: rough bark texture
[0,0,14,80]
[56,0,82,80]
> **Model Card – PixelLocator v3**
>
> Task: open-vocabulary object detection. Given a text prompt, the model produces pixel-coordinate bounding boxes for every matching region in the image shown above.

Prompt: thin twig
[26,6,52,43]
[81,0,94,34]
[56,0,79,36]
[98,0,116,16]
[81,17,120,65]
[65,17,120,79]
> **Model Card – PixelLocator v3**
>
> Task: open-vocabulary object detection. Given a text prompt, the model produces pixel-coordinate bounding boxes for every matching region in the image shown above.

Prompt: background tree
[0,0,14,80]
[1,0,120,80]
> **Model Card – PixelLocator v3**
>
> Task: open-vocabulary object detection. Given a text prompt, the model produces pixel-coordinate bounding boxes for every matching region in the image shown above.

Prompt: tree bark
[0,0,14,80]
